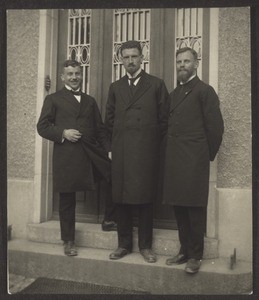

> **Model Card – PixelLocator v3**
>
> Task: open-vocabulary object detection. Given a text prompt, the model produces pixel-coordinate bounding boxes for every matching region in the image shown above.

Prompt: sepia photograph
[2,0,257,297]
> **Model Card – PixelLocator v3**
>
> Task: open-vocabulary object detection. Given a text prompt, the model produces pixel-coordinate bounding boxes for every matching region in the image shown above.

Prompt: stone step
[27,220,218,259]
[8,239,252,295]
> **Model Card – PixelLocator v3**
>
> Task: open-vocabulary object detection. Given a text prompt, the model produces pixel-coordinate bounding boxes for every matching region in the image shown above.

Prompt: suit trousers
[173,205,206,260]
[59,192,76,242]
[116,203,153,251]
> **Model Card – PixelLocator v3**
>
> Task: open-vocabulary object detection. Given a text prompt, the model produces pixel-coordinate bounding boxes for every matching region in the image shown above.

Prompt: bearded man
[162,47,224,274]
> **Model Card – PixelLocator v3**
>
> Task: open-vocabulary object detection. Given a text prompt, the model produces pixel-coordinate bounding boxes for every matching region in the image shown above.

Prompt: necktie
[128,73,141,94]
[70,90,82,96]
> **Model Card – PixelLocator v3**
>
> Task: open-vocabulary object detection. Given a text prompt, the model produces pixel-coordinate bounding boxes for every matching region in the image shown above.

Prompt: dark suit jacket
[105,70,169,204]
[37,87,110,193]
[162,76,224,207]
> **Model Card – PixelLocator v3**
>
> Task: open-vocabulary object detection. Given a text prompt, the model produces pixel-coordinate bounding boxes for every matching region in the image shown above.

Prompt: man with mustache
[37,60,116,256]
[162,47,224,273]
[105,40,169,263]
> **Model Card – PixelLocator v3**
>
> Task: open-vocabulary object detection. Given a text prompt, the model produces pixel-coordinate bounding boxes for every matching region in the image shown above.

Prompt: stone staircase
[8,220,252,295]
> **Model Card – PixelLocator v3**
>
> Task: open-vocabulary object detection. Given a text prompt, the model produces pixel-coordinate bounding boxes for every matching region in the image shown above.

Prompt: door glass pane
[112,9,150,81]
[67,9,91,93]
[175,8,203,81]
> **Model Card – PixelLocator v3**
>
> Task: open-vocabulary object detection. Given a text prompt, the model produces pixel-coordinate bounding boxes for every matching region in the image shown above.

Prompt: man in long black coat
[105,41,169,263]
[37,60,115,256]
[162,47,224,273]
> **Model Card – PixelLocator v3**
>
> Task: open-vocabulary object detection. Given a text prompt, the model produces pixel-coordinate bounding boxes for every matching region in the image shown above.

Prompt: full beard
[177,69,192,83]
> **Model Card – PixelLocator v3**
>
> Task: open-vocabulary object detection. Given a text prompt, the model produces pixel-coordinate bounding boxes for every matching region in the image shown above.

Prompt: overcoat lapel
[118,72,152,109]
[79,94,94,118]
[118,76,133,107]
[170,76,200,112]
[60,87,81,114]
[126,75,151,109]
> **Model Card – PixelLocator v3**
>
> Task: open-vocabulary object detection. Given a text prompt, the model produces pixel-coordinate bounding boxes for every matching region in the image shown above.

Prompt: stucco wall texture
[217,7,251,188]
[7,10,40,179]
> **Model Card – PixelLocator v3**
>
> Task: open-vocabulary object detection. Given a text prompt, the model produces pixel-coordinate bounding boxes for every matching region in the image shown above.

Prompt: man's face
[121,48,143,75]
[61,65,82,90]
[176,50,199,83]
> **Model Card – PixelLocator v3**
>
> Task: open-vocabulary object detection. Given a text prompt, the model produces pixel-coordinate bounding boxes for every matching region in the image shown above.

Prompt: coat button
[169,113,173,117]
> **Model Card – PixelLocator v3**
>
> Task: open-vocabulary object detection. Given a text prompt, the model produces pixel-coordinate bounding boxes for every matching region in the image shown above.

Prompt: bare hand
[63,129,82,142]
[108,152,112,160]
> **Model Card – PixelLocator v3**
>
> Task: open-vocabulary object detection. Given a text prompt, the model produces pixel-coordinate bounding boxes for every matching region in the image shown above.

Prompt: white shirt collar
[127,68,142,86]
[65,85,81,102]
[180,74,196,85]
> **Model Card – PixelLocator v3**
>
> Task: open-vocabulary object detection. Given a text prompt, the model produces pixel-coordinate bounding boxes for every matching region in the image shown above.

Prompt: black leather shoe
[166,253,188,265]
[64,241,78,256]
[140,249,157,263]
[109,247,130,260]
[102,221,117,231]
[185,258,202,274]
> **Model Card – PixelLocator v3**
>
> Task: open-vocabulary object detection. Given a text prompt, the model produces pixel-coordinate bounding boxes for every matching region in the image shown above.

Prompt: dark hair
[120,40,142,55]
[176,47,198,60]
[63,60,81,68]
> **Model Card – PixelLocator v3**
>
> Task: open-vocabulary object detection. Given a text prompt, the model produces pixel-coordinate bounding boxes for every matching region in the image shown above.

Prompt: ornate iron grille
[113,9,150,81]
[67,9,91,93]
[175,8,203,79]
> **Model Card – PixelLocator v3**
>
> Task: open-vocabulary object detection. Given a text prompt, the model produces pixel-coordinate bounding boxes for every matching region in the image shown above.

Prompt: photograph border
[1,0,258,299]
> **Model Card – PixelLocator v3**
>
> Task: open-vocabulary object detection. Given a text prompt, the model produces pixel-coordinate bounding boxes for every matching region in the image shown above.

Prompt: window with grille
[67,9,91,93]
[112,9,150,81]
[175,8,203,79]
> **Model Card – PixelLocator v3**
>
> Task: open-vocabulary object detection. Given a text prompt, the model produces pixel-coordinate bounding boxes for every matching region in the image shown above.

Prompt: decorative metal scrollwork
[176,36,202,60]
[69,47,79,61]
[69,9,80,17]
[80,45,90,65]
[81,9,91,16]
[140,41,149,61]
[175,8,203,79]
[113,43,122,63]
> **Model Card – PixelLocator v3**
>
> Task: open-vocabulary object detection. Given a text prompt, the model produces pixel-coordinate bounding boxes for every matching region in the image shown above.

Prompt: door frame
[34,8,219,237]
[34,9,58,223]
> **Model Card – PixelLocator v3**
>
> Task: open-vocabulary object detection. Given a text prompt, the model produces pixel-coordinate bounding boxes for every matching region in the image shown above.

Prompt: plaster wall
[217,188,252,262]
[7,10,40,179]
[7,179,34,239]
[7,10,40,237]
[217,7,251,188]
[216,7,252,263]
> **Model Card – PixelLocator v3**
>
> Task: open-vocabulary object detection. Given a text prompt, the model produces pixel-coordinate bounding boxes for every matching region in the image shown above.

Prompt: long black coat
[162,76,224,207]
[37,87,110,193]
[105,71,169,204]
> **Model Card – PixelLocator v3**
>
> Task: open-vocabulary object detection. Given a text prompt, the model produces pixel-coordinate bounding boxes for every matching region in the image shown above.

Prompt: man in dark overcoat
[105,40,169,263]
[37,60,116,256]
[162,47,224,273]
